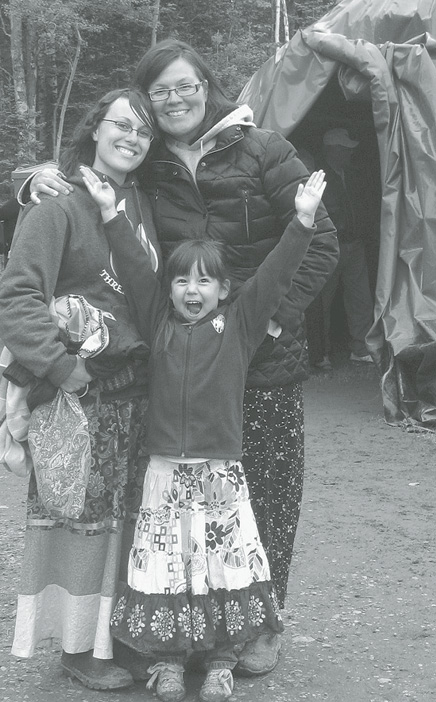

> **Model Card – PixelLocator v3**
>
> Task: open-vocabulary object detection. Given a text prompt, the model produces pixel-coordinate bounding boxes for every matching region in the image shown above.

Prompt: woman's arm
[17,167,74,206]
[103,215,164,346]
[0,202,79,386]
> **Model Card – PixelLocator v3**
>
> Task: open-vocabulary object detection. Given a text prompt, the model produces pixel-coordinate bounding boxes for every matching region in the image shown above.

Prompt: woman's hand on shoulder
[80,166,117,222]
[30,169,74,204]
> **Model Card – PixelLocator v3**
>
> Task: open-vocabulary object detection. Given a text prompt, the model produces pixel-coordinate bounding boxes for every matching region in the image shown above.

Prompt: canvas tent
[239,0,436,429]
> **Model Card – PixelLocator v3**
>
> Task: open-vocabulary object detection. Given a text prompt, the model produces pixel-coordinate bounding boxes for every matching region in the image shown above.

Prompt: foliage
[0,0,337,200]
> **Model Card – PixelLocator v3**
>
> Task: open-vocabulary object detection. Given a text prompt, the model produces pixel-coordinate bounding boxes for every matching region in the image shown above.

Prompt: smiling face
[170,261,230,322]
[148,57,208,143]
[92,97,152,184]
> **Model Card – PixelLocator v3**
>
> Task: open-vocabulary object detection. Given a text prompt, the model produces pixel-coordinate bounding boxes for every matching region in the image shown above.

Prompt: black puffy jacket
[139,123,338,388]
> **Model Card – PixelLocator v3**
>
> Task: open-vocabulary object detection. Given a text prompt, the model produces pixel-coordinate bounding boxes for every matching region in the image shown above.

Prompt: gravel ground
[1,357,435,701]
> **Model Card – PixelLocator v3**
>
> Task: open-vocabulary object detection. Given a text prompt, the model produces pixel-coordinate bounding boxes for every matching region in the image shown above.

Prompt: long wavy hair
[133,39,239,143]
[59,88,156,177]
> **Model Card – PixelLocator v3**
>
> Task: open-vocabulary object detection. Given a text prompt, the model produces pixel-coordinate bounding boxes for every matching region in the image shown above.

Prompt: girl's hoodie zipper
[179,324,193,457]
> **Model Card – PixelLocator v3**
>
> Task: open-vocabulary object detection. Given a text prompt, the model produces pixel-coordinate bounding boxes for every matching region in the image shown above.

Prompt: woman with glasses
[0,88,160,690]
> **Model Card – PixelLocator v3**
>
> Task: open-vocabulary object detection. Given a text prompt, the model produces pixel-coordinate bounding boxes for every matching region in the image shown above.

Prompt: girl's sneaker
[199,668,234,702]
[146,662,186,702]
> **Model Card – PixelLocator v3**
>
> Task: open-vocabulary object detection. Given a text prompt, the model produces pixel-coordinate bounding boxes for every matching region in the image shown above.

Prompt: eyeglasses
[148,81,206,102]
[101,119,154,141]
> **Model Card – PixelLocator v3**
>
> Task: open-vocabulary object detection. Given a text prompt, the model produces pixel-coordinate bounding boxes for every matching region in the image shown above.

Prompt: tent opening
[290,74,382,360]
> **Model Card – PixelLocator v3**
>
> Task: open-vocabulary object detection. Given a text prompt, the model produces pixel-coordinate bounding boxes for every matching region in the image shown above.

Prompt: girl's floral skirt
[111,456,283,654]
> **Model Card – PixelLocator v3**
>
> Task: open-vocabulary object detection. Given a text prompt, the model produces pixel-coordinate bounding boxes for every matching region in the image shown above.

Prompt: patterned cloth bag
[28,388,91,519]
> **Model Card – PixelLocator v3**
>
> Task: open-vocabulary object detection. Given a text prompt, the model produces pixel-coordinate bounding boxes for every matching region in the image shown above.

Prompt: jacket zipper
[152,132,245,220]
[180,325,193,457]
[153,161,207,218]
[242,189,250,241]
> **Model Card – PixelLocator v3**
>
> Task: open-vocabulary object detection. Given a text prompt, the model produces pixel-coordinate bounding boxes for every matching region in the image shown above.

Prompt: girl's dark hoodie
[104,209,315,459]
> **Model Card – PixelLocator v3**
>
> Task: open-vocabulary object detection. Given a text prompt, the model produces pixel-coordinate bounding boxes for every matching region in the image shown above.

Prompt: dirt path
[1,359,435,701]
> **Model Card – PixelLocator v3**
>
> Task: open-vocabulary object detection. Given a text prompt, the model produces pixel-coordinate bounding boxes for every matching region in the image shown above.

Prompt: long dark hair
[133,39,239,142]
[59,88,156,177]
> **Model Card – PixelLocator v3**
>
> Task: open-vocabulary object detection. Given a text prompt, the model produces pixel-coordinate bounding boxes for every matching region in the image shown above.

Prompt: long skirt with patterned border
[110,457,283,654]
[10,387,149,660]
[242,383,304,608]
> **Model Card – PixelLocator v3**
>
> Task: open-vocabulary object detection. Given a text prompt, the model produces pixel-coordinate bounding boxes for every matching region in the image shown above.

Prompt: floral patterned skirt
[111,456,283,654]
[11,391,148,659]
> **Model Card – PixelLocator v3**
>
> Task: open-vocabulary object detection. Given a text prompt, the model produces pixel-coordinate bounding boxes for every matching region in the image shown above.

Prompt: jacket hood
[191,104,255,148]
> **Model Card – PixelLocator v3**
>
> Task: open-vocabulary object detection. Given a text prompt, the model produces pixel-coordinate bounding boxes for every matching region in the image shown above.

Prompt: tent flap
[239,0,436,427]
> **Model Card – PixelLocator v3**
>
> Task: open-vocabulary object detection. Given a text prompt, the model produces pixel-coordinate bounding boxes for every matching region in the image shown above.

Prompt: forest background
[0,0,338,201]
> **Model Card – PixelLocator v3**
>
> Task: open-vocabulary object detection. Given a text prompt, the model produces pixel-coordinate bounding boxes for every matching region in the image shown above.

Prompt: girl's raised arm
[295,170,327,229]
[80,166,118,222]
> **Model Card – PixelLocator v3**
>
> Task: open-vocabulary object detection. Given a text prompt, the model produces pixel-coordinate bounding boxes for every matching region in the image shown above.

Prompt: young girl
[82,166,326,702]
[0,89,159,690]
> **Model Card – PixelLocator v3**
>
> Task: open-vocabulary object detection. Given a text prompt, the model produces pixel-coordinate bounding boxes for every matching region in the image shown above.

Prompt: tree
[150,0,161,46]
[8,0,36,162]
[275,0,290,46]
[54,25,82,160]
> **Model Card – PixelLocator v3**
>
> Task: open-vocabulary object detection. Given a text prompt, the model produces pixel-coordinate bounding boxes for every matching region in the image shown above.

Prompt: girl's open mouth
[186,301,202,315]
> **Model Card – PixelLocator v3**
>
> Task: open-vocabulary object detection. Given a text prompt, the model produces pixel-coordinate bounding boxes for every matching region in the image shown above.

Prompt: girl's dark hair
[155,240,230,351]
[59,88,156,177]
[165,239,229,288]
[133,39,239,141]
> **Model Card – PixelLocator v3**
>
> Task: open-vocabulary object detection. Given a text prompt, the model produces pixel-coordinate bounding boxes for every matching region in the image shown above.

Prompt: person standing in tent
[25,38,339,677]
[317,127,374,365]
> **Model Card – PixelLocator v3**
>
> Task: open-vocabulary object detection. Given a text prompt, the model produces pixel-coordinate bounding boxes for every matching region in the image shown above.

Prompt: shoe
[199,669,234,702]
[146,662,186,702]
[235,633,281,677]
[61,650,134,690]
[112,638,154,681]
[350,352,374,364]
[313,355,333,370]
